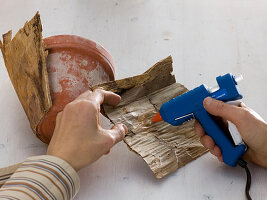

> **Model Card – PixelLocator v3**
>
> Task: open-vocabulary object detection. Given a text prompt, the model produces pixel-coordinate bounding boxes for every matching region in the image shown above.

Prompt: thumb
[107,124,128,145]
[203,97,243,125]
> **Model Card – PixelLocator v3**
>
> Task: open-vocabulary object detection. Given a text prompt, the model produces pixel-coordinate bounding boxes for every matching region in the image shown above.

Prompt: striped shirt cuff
[0,155,80,200]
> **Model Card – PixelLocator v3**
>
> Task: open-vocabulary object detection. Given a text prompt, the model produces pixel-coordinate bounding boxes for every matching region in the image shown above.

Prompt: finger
[97,89,121,106]
[203,97,243,125]
[106,124,128,145]
[210,145,222,157]
[75,89,121,107]
[194,121,205,137]
[92,89,121,106]
[104,150,110,155]
[218,155,223,162]
[200,135,215,149]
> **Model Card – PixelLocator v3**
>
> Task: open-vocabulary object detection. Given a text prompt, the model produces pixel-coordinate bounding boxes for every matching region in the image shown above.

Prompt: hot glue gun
[152,73,246,167]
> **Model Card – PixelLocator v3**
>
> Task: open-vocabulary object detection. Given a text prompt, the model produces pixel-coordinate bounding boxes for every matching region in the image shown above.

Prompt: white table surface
[0,1,267,199]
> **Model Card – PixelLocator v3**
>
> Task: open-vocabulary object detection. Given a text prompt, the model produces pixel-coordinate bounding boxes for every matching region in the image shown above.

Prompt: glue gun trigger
[226,101,244,146]
[227,121,243,146]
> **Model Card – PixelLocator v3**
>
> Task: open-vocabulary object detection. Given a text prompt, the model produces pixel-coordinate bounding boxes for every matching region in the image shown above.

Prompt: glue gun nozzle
[152,113,163,123]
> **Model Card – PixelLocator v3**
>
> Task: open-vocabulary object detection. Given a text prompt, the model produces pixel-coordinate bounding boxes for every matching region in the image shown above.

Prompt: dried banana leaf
[95,56,208,178]
[0,12,52,141]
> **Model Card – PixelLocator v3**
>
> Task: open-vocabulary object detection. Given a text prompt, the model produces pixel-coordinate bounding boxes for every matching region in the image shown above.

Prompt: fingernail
[204,97,213,106]
[121,124,128,134]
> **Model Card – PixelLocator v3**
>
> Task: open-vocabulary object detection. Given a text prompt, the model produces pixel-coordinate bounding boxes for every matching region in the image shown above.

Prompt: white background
[0,1,267,199]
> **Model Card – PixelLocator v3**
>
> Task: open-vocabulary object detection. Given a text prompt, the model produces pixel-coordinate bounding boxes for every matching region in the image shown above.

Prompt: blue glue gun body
[159,73,246,167]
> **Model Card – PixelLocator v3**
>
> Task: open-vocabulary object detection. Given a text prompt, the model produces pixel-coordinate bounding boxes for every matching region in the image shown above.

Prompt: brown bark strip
[93,56,175,95]
[95,56,208,178]
[0,12,52,141]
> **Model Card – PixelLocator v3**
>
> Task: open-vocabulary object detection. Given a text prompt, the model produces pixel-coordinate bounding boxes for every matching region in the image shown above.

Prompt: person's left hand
[47,89,128,171]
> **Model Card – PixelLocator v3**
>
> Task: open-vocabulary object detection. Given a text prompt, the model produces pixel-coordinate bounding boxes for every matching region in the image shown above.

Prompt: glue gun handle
[195,109,246,167]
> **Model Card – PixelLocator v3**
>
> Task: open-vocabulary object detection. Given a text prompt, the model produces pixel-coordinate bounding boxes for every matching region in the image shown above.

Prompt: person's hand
[194,97,267,168]
[47,89,128,171]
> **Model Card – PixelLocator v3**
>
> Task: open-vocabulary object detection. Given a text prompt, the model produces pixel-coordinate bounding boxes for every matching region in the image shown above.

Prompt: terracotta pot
[37,35,115,144]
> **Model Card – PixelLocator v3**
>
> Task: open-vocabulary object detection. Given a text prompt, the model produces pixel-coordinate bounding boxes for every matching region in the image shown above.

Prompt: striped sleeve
[0,164,21,188]
[0,155,80,200]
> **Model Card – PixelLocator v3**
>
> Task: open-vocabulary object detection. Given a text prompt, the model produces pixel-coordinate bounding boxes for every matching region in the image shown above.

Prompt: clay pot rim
[43,35,115,80]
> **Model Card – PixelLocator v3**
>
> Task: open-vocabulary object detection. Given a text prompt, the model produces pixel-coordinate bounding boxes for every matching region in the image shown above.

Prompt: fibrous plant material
[0,11,207,178]
[95,56,208,178]
[0,12,52,141]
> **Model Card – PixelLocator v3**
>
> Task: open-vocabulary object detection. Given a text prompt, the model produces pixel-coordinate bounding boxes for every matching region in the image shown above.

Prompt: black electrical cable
[237,159,252,200]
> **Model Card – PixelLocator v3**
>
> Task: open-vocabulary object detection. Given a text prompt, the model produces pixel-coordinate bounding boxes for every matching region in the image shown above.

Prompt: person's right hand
[194,97,267,168]
[47,89,128,171]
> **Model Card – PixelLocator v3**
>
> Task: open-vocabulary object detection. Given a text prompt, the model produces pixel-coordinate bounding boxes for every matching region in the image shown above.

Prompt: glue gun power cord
[237,159,252,200]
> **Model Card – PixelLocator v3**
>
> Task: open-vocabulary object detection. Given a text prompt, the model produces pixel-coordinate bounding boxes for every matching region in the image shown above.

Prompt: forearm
[0,155,80,200]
